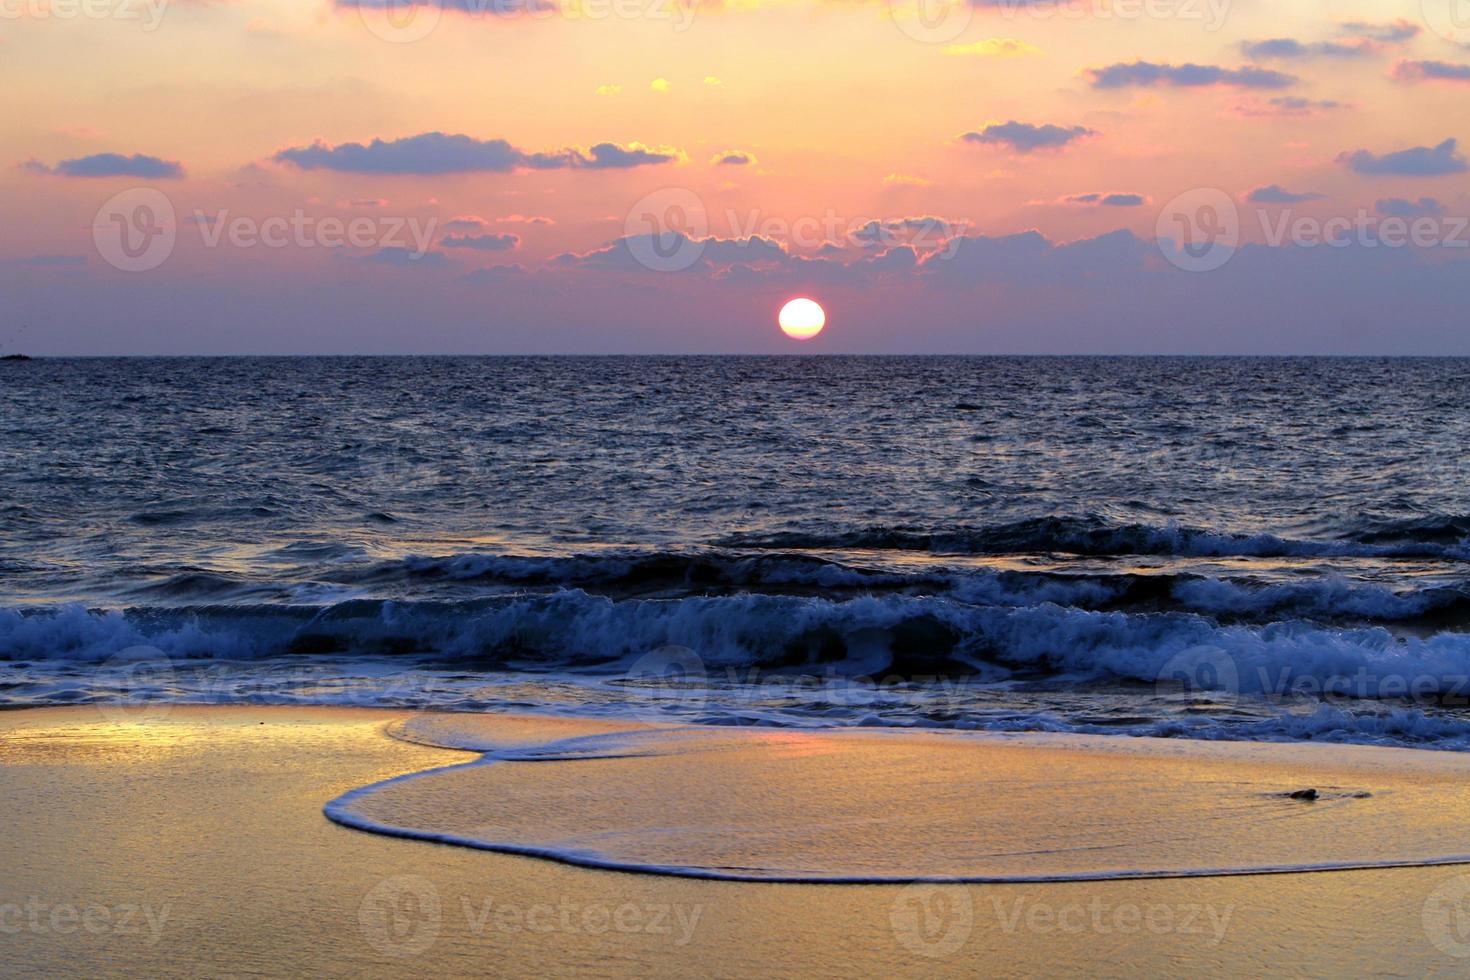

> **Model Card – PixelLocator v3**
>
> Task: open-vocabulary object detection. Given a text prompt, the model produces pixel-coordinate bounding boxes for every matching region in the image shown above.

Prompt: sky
[3,0,1470,353]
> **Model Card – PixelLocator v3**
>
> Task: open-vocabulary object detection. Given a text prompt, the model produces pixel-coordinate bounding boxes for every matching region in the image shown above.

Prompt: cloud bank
[26,153,184,179]
[275,132,683,174]
[961,121,1096,153]
[1087,61,1295,89]
[1338,138,1467,177]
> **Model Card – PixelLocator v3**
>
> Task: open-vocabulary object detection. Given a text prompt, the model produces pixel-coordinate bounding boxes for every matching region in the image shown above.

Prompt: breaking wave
[719,515,1470,560]
[7,589,1470,698]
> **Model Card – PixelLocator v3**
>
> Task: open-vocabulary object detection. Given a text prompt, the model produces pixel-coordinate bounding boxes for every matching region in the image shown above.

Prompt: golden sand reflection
[336,713,1470,883]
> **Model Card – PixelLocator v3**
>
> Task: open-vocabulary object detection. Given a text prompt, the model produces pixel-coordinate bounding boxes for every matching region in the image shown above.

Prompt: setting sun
[778,298,826,340]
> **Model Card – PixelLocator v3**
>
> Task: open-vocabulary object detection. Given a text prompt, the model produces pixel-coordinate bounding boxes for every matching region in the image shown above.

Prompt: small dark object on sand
[1288,788,1319,801]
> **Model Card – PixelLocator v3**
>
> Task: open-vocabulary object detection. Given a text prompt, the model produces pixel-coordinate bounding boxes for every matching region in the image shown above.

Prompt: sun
[778,298,826,340]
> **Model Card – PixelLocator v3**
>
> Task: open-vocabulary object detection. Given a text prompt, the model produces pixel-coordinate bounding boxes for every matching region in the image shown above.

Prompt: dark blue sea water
[6,356,1470,747]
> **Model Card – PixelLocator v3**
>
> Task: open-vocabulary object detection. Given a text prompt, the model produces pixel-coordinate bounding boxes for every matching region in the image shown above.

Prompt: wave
[1166,577,1470,623]
[7,592,1470,699]
[1353,514,1470,546]
[344,550,926,593]
[322,550,1470,626]
[718,515,1470,559]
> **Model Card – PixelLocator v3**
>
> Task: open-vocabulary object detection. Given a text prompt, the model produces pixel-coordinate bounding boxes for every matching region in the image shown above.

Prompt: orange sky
[3,0,1470,352]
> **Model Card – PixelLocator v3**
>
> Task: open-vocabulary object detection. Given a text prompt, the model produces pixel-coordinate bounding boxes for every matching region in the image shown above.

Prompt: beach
[5,705,1470,977]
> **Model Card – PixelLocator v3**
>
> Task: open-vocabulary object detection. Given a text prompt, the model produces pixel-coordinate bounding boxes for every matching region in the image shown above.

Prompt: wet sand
[4,705,1470,977]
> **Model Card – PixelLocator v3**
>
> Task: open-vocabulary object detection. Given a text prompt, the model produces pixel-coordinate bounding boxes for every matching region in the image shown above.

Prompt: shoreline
[6,705,1470,975]
[329,714,1470,885]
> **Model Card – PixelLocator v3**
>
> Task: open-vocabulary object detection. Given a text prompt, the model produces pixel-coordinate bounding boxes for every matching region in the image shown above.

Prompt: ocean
[5,355,1470,748]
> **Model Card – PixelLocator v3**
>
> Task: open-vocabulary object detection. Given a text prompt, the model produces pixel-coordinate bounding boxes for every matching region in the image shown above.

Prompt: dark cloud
[1339,19,1420,43]
[849,216,965,249]
[960,121,1096,153]
[713,151,755,166]
[1339,139,1467,177]
[27,153,184,179]
[1247,185,1327,204]
[1087,61,1295,89]
[915,230,1054,285]
[362,247,450,268]
[582,142,683,169]
[5,254,88,268]
[1268,96,1345,112]
[1241,20,1418,60]
[1233,96,1347,117]
[1062,192,1146,207]
[18,224,1470,355]
[443,216,488,231]
[275,132,682,174]
[552,231,944,287]
[1242,38,1369,60]
[556,233,788,274]
[1393,61,1470,84]
[1376,197,1446,218]
[463,264,529,281]
[278,135,525,173]
[441,232,521,250]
